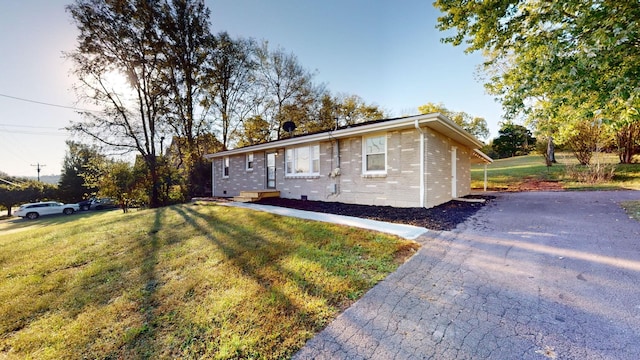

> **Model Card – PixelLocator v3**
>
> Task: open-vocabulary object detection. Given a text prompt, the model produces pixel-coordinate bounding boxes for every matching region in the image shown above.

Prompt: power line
[0,123,61,129]
[0,128,69,136]
[0,93,98,112]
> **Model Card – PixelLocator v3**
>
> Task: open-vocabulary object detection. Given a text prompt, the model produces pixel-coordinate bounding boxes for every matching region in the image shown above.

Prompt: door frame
[266,152,277,189]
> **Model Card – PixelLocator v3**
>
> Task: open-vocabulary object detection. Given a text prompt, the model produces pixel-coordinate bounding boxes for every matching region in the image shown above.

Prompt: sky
[0,0,503,177]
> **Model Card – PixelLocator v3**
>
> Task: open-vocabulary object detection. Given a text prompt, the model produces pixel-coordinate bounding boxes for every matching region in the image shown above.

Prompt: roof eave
[205,113,484,159]
[472,149,494,164]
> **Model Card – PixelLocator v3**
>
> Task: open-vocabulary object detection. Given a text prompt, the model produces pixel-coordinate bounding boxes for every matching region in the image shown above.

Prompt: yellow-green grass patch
[621,201,640,222]
[0,203,418,359]
[472,152,640,191]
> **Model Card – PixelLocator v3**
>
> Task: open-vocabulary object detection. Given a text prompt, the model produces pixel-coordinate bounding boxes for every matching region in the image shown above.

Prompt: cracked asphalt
[294,191,640,359]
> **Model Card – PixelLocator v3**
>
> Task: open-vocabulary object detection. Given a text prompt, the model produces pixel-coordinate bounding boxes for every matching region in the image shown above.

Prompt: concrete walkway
[293,191,640,359]
[219,201,428,240]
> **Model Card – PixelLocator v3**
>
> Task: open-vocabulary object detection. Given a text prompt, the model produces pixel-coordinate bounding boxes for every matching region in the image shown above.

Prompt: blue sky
[0,1,503,177]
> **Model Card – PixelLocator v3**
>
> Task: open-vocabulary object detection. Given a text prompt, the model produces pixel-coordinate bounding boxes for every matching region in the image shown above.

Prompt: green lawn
[622,201,640,222]
[472,152,640,191]
[0,203,418,359]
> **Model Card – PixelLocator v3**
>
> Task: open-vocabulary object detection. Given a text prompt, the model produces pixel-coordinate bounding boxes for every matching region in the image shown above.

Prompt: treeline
[65,0,386,208]
[436,0,640,166]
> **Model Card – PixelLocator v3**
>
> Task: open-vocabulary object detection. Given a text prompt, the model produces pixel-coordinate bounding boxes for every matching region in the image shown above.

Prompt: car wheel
[26,212,39,220]
[63,208,75,215]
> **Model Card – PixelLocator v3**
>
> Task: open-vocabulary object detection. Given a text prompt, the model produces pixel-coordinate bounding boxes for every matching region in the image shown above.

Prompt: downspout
[415,119,425,208]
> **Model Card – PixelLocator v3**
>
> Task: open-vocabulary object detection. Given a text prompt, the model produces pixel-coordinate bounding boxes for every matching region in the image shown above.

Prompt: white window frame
[285,144,320,177]
[362,134,387,175]
[222,156,230,178]
[246,152,254,171]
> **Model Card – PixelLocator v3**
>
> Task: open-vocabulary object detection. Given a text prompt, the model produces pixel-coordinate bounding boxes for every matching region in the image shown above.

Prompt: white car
[14,201,80,220]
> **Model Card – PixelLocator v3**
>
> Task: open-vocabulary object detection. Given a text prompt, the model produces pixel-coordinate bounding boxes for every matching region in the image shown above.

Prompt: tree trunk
[146,155,161,208]
[617,124,639,164]
[547,136,556,163]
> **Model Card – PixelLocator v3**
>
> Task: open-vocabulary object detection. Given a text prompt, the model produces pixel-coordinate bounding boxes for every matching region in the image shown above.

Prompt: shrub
[564,163,615,183]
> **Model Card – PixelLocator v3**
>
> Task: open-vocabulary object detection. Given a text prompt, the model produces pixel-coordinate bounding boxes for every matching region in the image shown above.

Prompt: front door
[266,152,276,189]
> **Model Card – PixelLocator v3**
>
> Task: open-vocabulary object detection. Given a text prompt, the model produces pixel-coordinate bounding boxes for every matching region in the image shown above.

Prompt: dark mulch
[254,195,495,231]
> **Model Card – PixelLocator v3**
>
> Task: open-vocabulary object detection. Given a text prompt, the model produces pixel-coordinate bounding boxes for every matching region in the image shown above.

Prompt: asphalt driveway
[295,191,640,359]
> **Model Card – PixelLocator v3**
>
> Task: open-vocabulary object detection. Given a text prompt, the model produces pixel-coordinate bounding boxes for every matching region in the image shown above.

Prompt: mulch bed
[254,195,495,231]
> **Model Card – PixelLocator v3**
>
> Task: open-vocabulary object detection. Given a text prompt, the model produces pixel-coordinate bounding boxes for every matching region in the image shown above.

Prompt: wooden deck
[232,190,280,203]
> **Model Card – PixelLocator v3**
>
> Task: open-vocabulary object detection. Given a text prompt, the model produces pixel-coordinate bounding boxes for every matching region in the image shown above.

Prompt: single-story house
[204,113,492,208]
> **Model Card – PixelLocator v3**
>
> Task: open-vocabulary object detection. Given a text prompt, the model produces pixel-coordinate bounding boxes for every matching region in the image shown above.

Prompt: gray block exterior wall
[424,128,471,208]
[212,126,473,208]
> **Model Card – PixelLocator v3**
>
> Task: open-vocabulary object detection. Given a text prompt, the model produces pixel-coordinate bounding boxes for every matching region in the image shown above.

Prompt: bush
[564,163,615,183]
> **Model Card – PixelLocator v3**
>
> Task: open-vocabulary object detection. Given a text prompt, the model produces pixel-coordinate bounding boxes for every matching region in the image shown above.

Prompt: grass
[0,203,418,359]
[621,201,640,222]
[472,152,640,191]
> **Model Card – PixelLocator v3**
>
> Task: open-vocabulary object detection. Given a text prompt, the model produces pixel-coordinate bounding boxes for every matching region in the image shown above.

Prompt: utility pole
[31,163,46,182]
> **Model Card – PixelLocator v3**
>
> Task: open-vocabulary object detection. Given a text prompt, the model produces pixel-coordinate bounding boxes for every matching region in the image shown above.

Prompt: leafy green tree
[492,123,536,159]
[237,115,272,147]
[164,133,222,197]
[57,141,103,203]
[296,93,338,135]
[206,32,258,150]
[336,94,386,127]
[255,42,317,140]
[435,0,640,163]
[99,161,138,213]
[418,102,489,140]
[0,181,46,216]
[67,0,167,207]
[159,0,217,198]
[559,117,608,165]
[294,93,387,135]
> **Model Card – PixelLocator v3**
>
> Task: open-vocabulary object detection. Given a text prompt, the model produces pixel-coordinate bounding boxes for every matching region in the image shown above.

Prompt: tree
[99,161,139,212]
[206,33,258,149]
[67,0,172,207]
[0,181,46,216]
[492,123,536,159]
[418,102,489,140]
[57,141,103,203]
[158,0,217,197]
[164,133,223,197]
[236,115,271,147]
[559,118,607,165]
[255,42,317,140]
[435,0,640,163]
[295,92,338,135]
[335,94,386,127]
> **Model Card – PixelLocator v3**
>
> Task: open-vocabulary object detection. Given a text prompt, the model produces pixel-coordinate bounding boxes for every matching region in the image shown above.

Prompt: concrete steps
[233,190,280,203]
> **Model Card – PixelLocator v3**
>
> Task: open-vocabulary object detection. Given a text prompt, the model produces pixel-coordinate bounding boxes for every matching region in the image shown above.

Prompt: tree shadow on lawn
[180,204,366,304]
[172,204,382,357]
[174,205,304,307]
[0,209,167,359]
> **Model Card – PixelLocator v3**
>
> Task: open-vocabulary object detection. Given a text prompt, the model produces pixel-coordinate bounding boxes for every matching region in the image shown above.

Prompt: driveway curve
[294,191,640,359]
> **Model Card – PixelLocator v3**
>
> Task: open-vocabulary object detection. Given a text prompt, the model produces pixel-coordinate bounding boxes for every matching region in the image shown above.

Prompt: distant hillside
[26,175,60,185]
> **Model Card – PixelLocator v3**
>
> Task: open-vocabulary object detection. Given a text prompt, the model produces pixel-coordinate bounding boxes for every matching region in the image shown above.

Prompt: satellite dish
[282,121,296,135]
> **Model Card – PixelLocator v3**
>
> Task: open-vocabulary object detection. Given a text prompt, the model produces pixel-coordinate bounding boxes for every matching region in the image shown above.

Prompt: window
[246,152,254,171]
[222,156,230,178]
[285,144,320,176]
[363,134,386,174]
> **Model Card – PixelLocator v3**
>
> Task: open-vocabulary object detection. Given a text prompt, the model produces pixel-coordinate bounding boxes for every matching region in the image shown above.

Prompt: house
[204,113,492,208]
